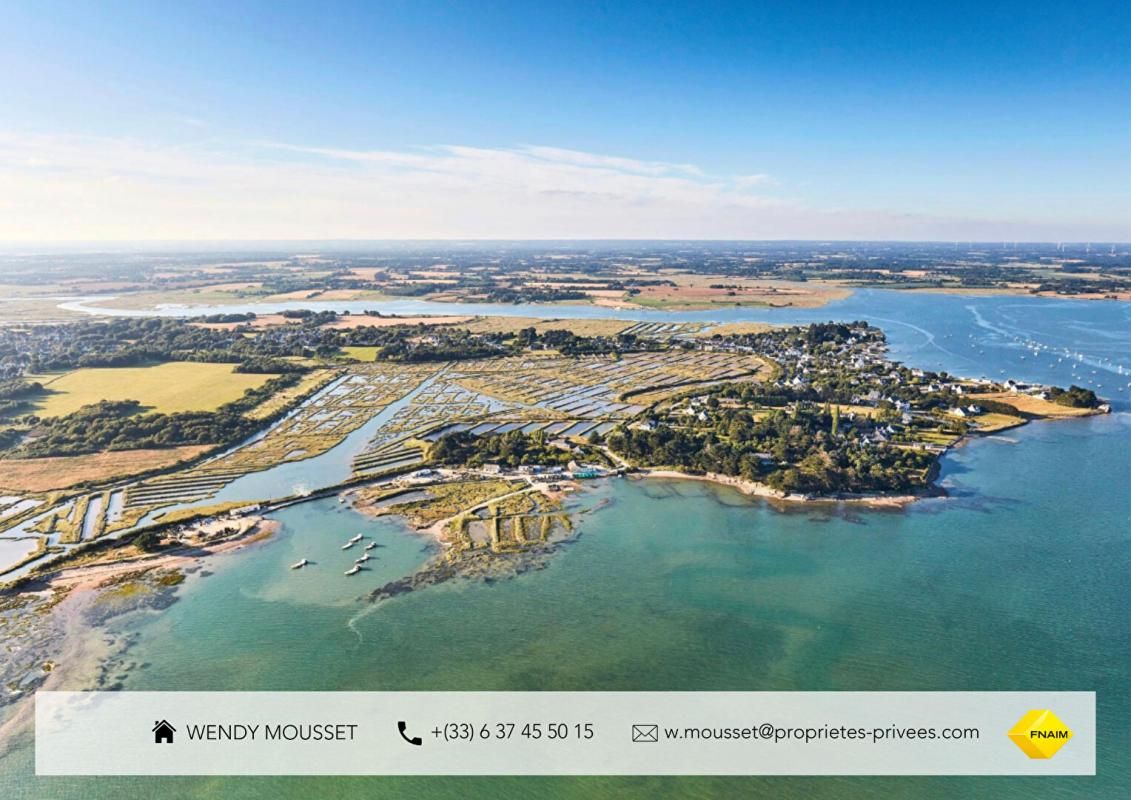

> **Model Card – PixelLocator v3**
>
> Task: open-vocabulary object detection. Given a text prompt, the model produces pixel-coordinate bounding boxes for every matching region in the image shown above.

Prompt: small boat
[341,541,356,550]
[364,542,378,551]
[290,559,308,570]
[345,565,361,576]
[354,554,370,564]
[347,534,363,544]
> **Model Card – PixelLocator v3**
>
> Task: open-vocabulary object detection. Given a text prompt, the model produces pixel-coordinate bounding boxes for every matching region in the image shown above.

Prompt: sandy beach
[42,517,280,592]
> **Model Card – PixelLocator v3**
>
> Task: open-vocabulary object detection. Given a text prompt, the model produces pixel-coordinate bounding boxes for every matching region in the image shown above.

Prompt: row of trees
[430,430,574,469]
[1,317,668,378]
[0,379,44,420]
[512,327,661,356]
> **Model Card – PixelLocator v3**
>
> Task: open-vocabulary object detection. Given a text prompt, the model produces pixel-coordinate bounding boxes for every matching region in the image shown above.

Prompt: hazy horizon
[3,1,1128,241]
[2,238,1130,253]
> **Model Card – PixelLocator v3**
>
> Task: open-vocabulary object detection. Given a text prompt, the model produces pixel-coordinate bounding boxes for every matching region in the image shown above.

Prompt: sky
[1,0,1128,242]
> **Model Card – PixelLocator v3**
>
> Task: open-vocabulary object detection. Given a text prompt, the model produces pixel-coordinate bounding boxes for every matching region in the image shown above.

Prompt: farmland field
[621,276,851,310]
[29,362,277,417]
[968,391,1099,417]
[460,317,634,336]
[972,411,1026,432]
[82,288,264,310]
[0,446,214,492]
[340,346,380,361]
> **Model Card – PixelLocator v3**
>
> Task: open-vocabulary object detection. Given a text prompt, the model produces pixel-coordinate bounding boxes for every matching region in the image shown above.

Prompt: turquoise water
[1,414,1127,797]
[1,291,1127,797]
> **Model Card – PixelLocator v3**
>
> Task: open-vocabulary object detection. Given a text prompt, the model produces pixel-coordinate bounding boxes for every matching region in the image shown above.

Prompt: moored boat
[290,559,308,569]
[345,565,361,576]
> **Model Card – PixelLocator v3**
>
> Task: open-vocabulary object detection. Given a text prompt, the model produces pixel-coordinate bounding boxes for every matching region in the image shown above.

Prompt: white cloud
[517,146,705,177]
[0,131,1125,241]
[733,173,773,190]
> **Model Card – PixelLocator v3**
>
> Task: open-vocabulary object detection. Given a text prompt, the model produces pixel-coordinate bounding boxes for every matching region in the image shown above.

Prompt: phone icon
[398,720,422,746]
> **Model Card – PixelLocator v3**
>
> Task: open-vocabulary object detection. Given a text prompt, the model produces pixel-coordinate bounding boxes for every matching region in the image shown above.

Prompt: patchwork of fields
[124,364,437,508]
[0,349,767,577]
[0,446,212,492]
[355,350,767,474]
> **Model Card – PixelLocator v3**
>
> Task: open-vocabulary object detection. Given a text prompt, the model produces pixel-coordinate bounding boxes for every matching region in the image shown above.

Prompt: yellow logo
[1008,709,1073,759]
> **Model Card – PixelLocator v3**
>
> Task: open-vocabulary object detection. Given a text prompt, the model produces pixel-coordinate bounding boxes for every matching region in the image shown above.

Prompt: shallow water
[1,291,1127,797]
[0,538,37,568]
[2,414,1128,798]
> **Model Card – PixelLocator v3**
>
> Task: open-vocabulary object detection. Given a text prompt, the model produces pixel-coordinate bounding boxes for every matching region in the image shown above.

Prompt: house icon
[153,720,176,744]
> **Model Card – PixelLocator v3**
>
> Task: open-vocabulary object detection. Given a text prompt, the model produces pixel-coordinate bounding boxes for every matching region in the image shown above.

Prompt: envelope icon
[632,724,659,743]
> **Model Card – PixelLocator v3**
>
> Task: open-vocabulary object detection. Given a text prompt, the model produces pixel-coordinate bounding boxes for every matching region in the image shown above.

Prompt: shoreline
[0,516,280,750]
[39,517,280,593]
[835,283,1131,302]
[47,282,1131,324]
[0,578,114,753]
[633,401,1112,509]
[0,402,1110,748]
[635,469,928,508]
[348,479,577,546]
[0,399,1112,747]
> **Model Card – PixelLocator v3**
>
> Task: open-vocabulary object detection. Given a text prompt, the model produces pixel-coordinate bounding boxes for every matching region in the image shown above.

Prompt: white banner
[36,691,1094,776]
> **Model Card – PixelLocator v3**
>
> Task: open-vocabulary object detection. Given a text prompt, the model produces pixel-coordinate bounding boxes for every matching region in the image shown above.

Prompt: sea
[1,289,1128,798]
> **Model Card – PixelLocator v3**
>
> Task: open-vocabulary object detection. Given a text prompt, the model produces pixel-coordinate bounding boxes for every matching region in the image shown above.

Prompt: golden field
[0,446,213,492]
[968,392,1100,418]
[29,362,275,417]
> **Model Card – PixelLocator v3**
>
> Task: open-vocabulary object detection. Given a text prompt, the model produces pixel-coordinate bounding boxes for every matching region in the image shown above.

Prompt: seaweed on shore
[0,587,73,708]
[83,568,187,625]
[367,523,577,604]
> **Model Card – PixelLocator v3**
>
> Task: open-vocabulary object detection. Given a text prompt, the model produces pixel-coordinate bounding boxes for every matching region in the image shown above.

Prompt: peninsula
[0,313,1106,590]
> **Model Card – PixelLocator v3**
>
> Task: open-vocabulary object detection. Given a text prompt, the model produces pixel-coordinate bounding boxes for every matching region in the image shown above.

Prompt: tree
[135,530,164,552]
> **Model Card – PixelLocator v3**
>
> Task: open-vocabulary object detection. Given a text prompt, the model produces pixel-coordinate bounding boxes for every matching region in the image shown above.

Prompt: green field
[340,345,380,361]
[29,362,276,417]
